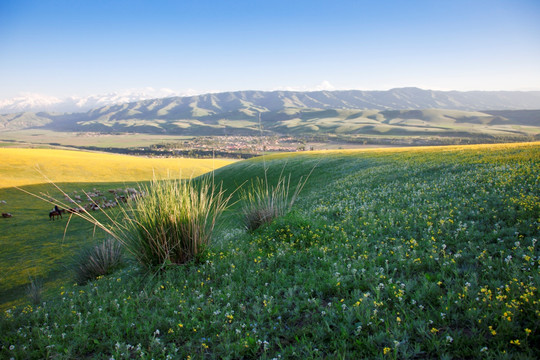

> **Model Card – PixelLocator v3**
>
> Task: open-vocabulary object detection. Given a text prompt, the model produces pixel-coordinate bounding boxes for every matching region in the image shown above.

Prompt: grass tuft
[111,177,231,268]
[25,277,43,305]
[240,170,311,231]
[75,238,123,285]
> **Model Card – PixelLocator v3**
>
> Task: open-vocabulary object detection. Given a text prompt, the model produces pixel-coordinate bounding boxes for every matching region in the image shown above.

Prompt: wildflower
[178,323,183,328]
[396,316,401,323]
[510,339,520,346]
[446,335,453,343]
[383,347,391,355]
[430,327,438,334]
[480,347,488,352]
[525,328,531,336]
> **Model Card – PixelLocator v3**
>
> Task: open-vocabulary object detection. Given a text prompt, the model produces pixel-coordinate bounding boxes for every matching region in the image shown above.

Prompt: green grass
[239,171,309,231]
[0,182,136,309]
[0,129,195,148]
[1,142,539,359]
[105,177,231,268]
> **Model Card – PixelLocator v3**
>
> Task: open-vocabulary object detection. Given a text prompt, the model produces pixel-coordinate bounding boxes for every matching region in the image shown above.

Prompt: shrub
[111,177,230,268]
[75,238,123,285]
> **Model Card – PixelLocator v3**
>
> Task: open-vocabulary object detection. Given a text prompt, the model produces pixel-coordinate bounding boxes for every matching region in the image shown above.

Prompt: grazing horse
[2,213,12,218]
[49,210,62,220]
[49,207,63,221]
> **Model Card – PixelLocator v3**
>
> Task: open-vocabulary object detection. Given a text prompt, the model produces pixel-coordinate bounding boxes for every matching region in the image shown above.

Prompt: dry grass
[0,148,236,188]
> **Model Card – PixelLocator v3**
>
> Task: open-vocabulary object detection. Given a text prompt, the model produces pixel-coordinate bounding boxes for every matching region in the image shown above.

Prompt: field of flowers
[1,142,539,359]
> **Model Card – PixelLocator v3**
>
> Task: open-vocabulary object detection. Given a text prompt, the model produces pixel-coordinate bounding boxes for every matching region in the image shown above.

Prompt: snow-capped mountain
[0,88,200,114]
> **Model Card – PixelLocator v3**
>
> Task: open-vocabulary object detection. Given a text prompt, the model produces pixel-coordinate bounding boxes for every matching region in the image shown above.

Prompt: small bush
[240,173,308,231]
[112,177,230,268]
[75,238,123,285]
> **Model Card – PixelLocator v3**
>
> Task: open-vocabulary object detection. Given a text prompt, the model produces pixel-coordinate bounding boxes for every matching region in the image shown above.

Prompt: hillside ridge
[1,88,539,138]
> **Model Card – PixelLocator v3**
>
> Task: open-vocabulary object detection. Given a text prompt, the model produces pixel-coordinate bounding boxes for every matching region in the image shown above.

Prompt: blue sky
[1,0,539,99]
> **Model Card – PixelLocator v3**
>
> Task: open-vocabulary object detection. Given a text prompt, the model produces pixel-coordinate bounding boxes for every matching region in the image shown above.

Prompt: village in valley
[113,136,311,158]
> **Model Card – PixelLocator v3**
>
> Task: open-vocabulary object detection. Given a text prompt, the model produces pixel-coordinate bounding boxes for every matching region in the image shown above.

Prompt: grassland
[0,148,234,188]
[2,106,539,141]
[0,129,194,149]
[0,149,235,309]
[1,142,539,359]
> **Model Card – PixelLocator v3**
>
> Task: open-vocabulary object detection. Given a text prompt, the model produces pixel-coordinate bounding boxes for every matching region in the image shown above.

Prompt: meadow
[0,148,233,188]
[0,142,539,359]
[0,148,234,308]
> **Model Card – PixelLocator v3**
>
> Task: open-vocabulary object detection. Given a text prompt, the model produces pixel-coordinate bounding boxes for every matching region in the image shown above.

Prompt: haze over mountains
[2,88,540,115]
[1,88,539,138]
[0,88,198,114]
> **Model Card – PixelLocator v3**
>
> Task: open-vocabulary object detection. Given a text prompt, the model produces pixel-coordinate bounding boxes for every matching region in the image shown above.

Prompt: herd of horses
[2,204,96,221]
[2,207,70,220]
[1,188,142,222]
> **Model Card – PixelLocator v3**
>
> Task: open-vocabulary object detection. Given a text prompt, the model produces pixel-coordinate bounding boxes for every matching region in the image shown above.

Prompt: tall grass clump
[18,175,231,270]
[240,171,309,231]
[112,177,230,267]
[75,238,123,285]
[25,277,43,305]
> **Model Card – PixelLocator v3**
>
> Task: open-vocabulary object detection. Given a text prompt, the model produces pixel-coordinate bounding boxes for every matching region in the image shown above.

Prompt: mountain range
[0,88,197,114]
[3,88,540,115]
[1,88,539,138]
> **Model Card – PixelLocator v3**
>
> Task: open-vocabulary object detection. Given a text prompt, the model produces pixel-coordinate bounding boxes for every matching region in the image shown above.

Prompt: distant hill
[1,89,539,138]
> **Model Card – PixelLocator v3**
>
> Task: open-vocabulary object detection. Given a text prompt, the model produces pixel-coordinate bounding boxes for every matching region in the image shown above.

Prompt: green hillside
[1,89,540,141]
[1,142,539,359]
[1,107,539,140]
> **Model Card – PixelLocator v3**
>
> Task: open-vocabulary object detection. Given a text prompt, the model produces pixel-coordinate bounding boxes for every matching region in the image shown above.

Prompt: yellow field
[0,148,236,188]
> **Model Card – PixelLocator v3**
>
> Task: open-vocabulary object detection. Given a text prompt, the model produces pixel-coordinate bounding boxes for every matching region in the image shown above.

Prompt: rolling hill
[1,89,539,138]
[1,142,539,358]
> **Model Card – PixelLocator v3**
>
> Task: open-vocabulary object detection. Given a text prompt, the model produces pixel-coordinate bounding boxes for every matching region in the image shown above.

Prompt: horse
[2,213,12,218]
[49,210,62,221]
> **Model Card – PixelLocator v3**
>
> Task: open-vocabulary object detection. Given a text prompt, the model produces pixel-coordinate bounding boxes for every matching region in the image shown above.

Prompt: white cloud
[313,80,336,91]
